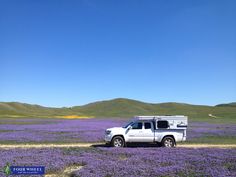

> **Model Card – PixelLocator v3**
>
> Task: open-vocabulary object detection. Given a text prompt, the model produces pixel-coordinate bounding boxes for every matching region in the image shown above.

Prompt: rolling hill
[0,98,236,122]
[216,102,236,107]
[0,102,75,117]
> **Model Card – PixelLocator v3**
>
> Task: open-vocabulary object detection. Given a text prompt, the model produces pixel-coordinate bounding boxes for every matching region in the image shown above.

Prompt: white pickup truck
[105,115,188,147]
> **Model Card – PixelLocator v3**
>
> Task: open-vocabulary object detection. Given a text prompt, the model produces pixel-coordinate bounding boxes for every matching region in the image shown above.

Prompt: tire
[111,136,125,147]
[162,137,175,148]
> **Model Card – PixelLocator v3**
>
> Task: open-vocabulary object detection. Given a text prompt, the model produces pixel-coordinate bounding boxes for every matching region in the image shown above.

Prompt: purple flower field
[0,118,125,143]
[187,122,236,139]
[0,118,236,177]
[0,147,235,177]
[0,118,235,143]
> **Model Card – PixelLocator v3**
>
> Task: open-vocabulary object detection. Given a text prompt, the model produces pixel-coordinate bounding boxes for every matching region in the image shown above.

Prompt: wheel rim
[164,138,173,147]
[114,138,123,147]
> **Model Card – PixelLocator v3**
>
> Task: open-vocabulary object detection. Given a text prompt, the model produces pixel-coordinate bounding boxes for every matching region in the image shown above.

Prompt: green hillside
[0,102,75,117]
[72,98,156,117]
[216,102,236,107]
[0,98,236,123]
[74,98,236,122]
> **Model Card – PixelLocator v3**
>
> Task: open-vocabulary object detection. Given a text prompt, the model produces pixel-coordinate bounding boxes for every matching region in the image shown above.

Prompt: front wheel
[112,136,125,147]
[162,137,175,148]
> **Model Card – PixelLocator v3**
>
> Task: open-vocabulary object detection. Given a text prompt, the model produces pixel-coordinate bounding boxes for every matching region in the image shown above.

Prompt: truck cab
[105,115,188,147]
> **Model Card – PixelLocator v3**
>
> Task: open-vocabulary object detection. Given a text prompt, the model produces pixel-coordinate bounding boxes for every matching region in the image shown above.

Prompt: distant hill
[73,98,236,121]
[0,102,75,117]
[0,99,236,122]
[216,102,236,107]
[72,98,157,117]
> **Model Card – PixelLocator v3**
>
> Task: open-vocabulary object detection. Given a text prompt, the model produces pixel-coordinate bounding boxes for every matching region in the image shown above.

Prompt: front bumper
[104,134,113,142]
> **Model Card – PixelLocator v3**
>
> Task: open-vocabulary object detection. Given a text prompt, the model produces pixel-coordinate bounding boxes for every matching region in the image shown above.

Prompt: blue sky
[0,0,236,107]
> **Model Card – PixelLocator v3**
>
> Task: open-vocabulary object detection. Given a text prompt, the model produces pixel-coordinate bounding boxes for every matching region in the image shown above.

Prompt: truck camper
[105,115,188,147]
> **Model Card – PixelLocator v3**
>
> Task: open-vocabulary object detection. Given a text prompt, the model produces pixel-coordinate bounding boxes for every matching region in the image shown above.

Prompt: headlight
[105,130,111,135]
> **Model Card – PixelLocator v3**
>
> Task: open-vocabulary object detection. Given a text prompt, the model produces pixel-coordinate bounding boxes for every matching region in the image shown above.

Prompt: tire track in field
[0,143,95,149]
[178,144,236,148]
[0,143,236,149]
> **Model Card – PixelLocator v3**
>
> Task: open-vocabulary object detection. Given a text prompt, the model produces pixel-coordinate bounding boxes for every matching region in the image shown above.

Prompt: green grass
[73,98,236,123]
[0,130,13,132]
[0,98,236,123]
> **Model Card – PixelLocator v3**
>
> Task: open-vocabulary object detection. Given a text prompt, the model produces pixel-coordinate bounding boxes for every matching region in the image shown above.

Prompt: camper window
[157,120,169,129]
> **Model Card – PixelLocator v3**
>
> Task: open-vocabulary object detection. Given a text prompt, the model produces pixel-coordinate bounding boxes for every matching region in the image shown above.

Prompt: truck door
[126,122,143,142]
[154,120,170,142]
[140,122,155,142]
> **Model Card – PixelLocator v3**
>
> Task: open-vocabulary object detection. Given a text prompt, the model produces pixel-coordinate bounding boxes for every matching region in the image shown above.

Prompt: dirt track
[177,144,236,148]
[0,143,236,149]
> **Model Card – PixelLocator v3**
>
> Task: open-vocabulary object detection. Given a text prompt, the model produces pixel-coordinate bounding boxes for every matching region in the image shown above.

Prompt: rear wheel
[112,136,125,147]
[162,137,175,147]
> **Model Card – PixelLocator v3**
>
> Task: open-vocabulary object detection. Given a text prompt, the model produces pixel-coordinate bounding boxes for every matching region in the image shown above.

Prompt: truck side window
[144,122,151,129]
[157,120,169,129]
[132,122,142,129]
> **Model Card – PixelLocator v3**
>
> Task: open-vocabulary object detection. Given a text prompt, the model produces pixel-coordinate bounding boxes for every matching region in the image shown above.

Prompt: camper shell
[134,115,188,130]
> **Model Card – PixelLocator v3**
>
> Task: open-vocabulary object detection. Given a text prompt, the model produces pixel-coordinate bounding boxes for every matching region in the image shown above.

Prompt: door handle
[139,131,142,133]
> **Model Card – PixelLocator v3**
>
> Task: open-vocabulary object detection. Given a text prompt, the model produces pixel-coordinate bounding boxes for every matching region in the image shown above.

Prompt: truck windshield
[122,122,133,128]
